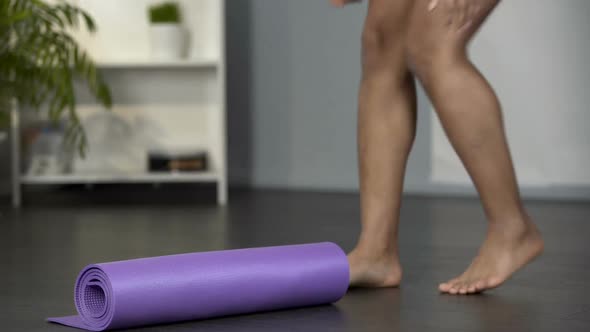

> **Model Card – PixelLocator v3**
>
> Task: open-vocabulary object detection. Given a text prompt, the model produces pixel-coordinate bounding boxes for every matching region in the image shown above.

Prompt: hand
[428,0,483,30]
[330,0,362,8]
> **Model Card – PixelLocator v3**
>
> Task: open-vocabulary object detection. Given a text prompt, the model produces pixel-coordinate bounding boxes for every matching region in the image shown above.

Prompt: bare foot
[439,218,544,295]
[348,248,402,288]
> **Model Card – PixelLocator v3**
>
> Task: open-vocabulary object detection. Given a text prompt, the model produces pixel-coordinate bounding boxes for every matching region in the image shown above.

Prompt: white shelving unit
[21,172,219,185]
[11,0,227,207]
[94,58,220,69]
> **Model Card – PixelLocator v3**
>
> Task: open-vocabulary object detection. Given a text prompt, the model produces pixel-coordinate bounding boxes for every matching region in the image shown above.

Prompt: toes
[449,280,480,295]
[486,277,502,289]
[441,278,483,295]
[439,280,452,290]
[449,282,463,295]
[458,283,469,295]
[472,277,502,293]
[464,277,481,294]
[442,276,500,295]
[438,283,450,292]
[462,281,476,295]
[439,278,460,292]
[440,262,509,295]
[474,280,486,291]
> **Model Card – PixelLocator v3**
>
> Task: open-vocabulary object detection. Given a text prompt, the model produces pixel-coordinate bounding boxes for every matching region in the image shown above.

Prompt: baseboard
[405,182,590,201]
[235,179,590,202]
[5,175,588,206]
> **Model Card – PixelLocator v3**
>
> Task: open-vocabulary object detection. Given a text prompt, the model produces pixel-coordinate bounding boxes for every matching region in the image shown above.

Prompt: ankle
[487,219,527,239]
[487,214,541,242]
[351,242,398,260]
[357,229,398,250]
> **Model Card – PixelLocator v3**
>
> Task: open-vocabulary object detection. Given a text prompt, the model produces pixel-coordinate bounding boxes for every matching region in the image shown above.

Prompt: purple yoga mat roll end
[47,316,93,331]
[49,242,350,331]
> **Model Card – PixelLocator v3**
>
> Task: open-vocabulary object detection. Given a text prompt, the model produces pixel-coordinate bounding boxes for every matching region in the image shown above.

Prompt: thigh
[365,0,414,31]
[407,0,500,55]
[362,0,414,70]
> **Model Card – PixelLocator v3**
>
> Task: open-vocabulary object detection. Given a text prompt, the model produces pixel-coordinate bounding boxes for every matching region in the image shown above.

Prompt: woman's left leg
[405,0,544,295]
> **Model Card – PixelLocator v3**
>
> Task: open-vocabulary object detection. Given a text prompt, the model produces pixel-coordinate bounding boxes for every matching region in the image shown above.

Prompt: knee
[405,38,440,82]
[361,23,405,80]
[405,34,464,83]
[361,25,380,62]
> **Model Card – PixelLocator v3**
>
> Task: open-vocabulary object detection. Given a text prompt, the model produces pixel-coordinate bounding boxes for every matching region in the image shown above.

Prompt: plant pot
[149,24,186,60]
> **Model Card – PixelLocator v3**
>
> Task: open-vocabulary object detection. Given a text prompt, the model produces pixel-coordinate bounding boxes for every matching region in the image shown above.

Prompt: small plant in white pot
[148,2,186,60]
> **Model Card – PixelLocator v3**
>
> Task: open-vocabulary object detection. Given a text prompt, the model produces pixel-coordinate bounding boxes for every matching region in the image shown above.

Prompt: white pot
[149,24,186,60]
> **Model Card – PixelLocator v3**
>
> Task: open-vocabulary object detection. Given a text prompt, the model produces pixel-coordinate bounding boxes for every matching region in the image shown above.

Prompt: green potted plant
[0,0,111,154]
[148,2,186,59]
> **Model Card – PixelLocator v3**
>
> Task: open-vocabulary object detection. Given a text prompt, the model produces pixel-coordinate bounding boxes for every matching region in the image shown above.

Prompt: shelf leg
[217,180,227,206]
[11,98,21,208]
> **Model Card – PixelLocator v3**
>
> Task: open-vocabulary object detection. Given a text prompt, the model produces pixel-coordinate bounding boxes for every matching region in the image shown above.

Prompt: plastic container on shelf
[27,126,72,176]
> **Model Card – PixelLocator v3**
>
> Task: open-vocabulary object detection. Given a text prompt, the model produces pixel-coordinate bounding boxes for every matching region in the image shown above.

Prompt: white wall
[433,0,590,189]
[227,0,433,190]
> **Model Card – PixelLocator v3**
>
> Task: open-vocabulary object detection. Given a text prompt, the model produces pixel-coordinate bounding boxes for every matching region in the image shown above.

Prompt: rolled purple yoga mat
[48,242,349,331]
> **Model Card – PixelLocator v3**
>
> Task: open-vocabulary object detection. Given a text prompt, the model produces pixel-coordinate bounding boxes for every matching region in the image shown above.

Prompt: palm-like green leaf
[0,0,111,155]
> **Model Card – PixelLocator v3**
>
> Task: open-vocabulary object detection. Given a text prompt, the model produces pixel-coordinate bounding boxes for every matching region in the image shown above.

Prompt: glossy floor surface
[1,188,589,331]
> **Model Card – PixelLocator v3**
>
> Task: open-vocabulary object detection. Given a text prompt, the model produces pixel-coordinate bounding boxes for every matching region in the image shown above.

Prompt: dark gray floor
[1,188,589,332]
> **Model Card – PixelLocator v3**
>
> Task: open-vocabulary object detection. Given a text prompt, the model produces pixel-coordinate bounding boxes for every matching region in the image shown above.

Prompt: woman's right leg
[348,0,416,287]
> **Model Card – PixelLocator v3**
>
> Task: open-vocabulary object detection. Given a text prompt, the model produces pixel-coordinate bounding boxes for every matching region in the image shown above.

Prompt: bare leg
[406,0,544,294]
[347,0,416,288]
